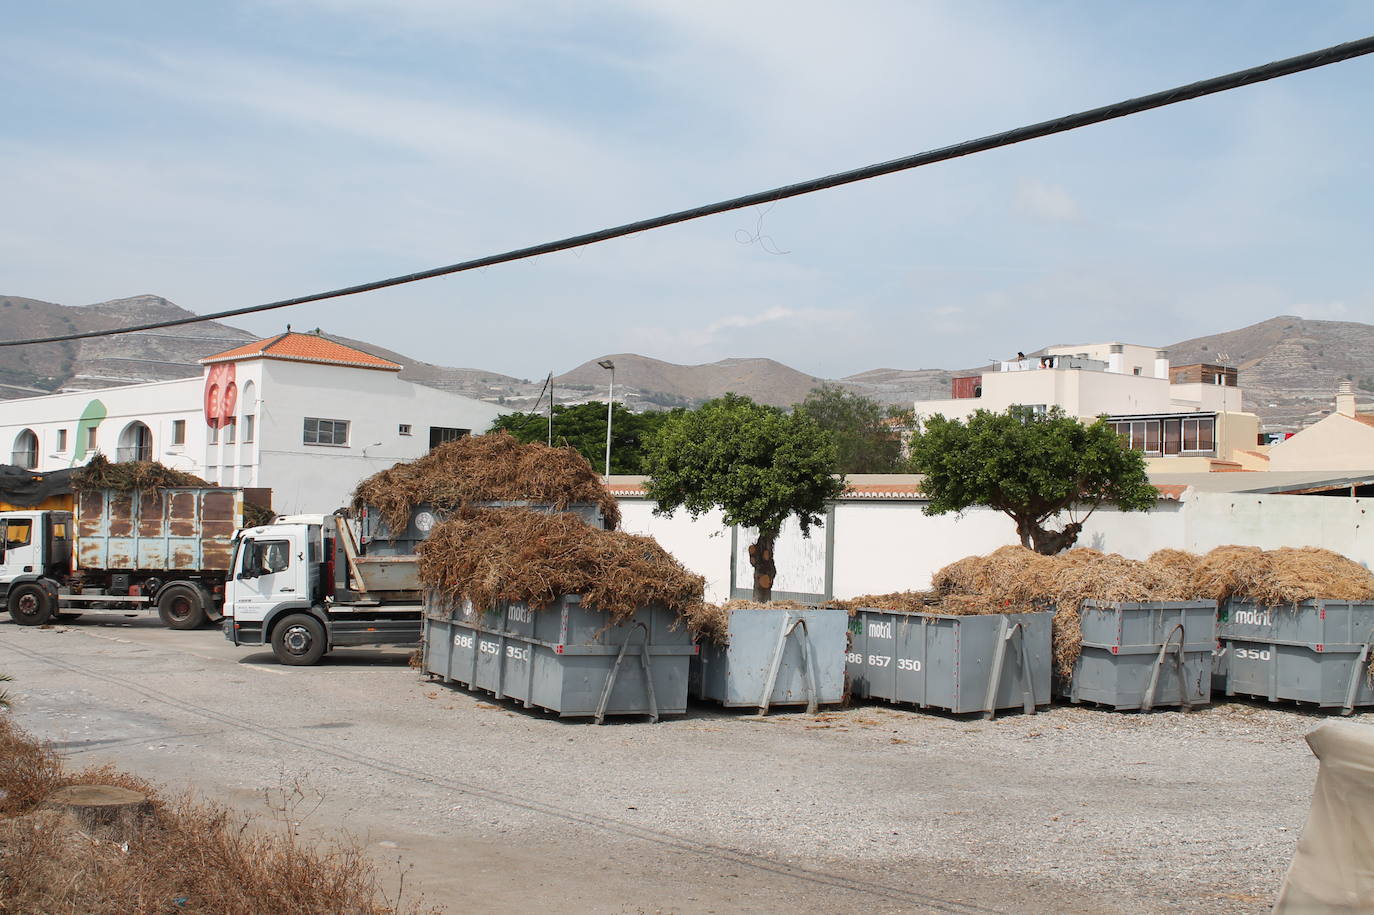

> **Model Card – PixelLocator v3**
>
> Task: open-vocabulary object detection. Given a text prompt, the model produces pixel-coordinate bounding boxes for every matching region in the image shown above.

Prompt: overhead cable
[6,33,1374,349]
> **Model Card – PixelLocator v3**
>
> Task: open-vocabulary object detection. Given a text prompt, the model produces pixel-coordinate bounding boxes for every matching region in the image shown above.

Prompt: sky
[3,1,1373,379]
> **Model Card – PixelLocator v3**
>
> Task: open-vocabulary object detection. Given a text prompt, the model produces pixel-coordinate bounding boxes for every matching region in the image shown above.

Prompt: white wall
[1266,414,1374,473]
[618,501,733,602]
[614,490,1372,603]
[0,377,205,472]
[255,359,503,513]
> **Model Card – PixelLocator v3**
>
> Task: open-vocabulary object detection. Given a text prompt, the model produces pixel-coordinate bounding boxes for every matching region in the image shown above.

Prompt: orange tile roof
[1352,413,1374,428]
[201,332,401,371]
[607,480,1187,501]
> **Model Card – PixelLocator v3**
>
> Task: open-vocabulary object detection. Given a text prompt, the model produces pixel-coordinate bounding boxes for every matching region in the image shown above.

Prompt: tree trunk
[1028,521,1083,555]
[747,534,777,603]
[46,784,153,841]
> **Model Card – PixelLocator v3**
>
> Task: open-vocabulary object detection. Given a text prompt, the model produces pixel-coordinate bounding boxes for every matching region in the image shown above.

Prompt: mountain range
[0,294,1365,431]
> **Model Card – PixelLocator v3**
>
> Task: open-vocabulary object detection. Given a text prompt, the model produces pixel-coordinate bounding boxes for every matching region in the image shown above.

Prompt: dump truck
[2,485,245,629]
[223,501,609,665]
[223,506,429,665]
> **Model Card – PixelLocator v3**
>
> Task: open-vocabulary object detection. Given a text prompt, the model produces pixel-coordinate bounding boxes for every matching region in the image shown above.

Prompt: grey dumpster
[424,593,696,722]
[1219,599,1374,714]
[1063,600,1217,711]
[846,608,1053,717]
[694,607,847,713]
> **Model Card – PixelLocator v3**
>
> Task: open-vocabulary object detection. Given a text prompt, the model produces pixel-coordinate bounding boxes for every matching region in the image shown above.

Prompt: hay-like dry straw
[930,545,1202,678]
[1191,545,1374,606]
[352,432,621,536]
[419,507,704,632]
[70,453,210,492]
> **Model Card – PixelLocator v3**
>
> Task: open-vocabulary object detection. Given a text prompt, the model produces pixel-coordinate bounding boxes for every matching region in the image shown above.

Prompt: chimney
[1154,349,1169,380]
[1107,344,1124,374]
[1336,380,1356,417]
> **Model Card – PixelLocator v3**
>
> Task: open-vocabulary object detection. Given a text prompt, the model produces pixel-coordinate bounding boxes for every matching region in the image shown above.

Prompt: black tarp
[0,464,76,506]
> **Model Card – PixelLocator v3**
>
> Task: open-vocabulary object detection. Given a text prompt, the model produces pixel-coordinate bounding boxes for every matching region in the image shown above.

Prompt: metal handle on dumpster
[1143,622,1190,712]
[1340,628,1374,716]
[757,615,819,717]
[594,622,659,725]
[984,619,1036,720]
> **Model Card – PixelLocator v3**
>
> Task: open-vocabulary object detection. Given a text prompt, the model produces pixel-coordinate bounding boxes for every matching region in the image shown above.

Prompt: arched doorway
[11,429,37,469]
[117,421,153,463]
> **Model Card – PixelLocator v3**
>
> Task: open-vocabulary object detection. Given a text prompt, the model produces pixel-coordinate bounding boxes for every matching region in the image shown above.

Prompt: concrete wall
[1267,413,1374,473]
[615,490,1371,602]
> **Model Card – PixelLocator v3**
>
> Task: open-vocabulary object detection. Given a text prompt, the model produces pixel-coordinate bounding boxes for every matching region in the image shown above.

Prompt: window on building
[1163,418,1181,455]
[429,426,469,450]
[1182,416,1215,453]
[244,414,255,443]
[86,426,98,450]
[399,424,412,436]
[172,420,186,446]
[304,417,349,446]
[10,430,37,469]
[225,418,236,445]
[117,421,153,462]
[208,425,219,445]
[56,429,68,452]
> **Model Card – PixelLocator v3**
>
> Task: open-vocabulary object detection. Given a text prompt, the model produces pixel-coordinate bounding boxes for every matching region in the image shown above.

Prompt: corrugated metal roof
[201,332,402,371]
[607,474,1187,501]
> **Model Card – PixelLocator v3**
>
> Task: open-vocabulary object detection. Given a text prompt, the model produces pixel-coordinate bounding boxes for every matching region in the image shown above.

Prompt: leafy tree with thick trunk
[795,384,909,473]
[644,394,844,601]
[908,407,1157,555]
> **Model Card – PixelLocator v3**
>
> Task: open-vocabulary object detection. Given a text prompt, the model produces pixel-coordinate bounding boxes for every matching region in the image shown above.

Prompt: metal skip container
[424,593,697,722]
[846,608,1053,717]
[1064,600,1218,711]
[693,607,848,713]
[1219,599,1374,715]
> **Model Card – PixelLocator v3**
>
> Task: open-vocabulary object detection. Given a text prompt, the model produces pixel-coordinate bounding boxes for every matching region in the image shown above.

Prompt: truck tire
[9,582,54,626]
[157,583,208,630]
[271,614,327,666]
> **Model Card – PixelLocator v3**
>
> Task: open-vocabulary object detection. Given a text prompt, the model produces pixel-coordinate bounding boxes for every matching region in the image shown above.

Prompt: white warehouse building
[0,332,503,513]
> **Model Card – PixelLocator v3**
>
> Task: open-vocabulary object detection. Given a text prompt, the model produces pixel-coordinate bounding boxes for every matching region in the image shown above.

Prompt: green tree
[644,394,844,601]
[909,407,1157,555]
[795,384,908,473]
[490,403,678,475]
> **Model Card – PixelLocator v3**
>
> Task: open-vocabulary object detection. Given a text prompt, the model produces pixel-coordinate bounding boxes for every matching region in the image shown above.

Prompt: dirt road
[0,614,1322,913]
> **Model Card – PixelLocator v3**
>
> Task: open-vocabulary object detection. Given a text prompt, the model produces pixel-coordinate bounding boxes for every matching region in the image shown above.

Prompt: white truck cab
[224,513,423,665]
[0,511,72,623]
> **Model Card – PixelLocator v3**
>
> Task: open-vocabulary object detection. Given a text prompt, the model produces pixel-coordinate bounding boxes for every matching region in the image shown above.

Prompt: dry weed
[419,507,706,632]
[352,432,620,536]
[71,452,210,492]
[0,717,437,914]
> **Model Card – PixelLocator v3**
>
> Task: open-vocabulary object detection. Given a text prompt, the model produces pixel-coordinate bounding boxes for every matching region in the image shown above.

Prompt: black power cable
[6,33,1373,349]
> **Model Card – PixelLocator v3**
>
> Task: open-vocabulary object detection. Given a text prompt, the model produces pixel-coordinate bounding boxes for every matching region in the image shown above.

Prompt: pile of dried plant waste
[920,544,1374,678]
[352,432,621,536]
[419,507,706,633]
[0,715,435,915]
[71,453,210,492]
[1189,545,1374,607]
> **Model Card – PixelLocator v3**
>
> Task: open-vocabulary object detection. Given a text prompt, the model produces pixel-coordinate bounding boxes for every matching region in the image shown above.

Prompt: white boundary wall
[617,491,1372,601]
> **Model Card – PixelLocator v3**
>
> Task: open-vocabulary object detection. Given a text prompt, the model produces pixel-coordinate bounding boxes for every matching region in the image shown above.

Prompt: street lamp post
[598,359,615,479]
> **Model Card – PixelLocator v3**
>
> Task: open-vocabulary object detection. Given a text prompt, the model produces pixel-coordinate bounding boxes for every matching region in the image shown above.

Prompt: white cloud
[1015,179,1081,222]
[1290,301,1349,321]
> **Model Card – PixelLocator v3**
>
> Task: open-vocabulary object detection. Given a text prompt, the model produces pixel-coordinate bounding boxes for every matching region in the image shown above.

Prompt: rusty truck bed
[75,488,242,572]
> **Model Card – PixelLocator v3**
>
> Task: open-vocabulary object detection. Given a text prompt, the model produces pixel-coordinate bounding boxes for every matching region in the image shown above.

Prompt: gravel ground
[0,613,1339,914]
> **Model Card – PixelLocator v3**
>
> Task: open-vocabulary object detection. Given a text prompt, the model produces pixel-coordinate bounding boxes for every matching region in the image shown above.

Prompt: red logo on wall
[204,363,238,429]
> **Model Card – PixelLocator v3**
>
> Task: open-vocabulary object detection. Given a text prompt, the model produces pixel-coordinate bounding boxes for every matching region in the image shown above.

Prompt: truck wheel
[272,614,326,666]
[9,583,54,626]
[158,584,208,630]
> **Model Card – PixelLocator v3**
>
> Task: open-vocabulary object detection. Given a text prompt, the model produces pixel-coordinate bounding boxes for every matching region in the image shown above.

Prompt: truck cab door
[0,515,41,580]
[229,533,304,624]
